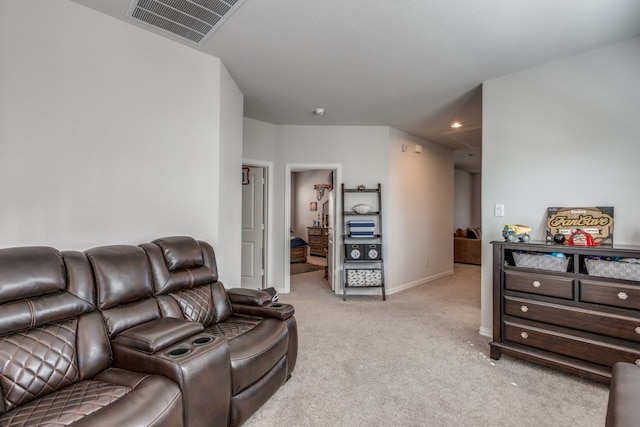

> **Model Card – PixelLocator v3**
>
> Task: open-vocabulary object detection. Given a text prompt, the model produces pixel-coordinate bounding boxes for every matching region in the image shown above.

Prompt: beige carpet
[245,264,609,427]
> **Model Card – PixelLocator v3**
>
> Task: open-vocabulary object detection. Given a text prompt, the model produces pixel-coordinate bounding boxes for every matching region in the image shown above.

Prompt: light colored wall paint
[217,64,245,286]
[481,36,640,336]
[454,170,473,230]
[294,170,331,238]
[471,173,482,228]
[0,0,242,287]
[388,128,454,291]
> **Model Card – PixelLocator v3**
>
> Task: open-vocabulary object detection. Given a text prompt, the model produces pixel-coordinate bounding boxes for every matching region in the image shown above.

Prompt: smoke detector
[126,0,246,45]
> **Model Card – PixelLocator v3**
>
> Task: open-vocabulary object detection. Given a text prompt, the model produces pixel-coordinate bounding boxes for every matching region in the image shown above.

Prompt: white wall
[454,170,473,230]
[293,170,331,238]
[454,170,482,231]
[471,173,482,228]
[0,1,243,285]
[388,128,455,291]
[481,36,640,336]
[217,64,245,286]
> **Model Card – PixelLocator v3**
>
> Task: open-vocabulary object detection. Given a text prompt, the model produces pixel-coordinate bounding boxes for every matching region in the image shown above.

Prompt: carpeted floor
[244,264,609,427]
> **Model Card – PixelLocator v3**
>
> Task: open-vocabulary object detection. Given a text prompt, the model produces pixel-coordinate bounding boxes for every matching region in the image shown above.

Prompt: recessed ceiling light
[451,122,462,128]
[313,108,326,116]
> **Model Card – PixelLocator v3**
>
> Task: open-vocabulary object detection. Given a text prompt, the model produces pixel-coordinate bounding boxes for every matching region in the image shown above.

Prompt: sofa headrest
[86,245,155,310]
[141,237,218,295]
[153,236,204,271]
[0,247,95,335]
[0,246,65,304]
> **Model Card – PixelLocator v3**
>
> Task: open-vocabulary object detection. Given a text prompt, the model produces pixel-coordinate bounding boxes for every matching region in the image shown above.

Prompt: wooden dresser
[307,226,328,257]
[491,241,640,383]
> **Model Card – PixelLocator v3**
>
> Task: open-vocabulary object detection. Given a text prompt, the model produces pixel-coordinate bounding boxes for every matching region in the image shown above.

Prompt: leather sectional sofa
[0,236,297,427]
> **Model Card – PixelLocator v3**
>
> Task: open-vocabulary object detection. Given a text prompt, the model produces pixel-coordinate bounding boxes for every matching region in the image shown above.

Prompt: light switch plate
[494,204,505,217]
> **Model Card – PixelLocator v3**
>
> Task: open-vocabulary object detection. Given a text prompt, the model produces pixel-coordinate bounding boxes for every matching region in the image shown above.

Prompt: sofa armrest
[113,317,204,354]
[606,362,640,427]
[112,333,231,427]
[227,288,274,306]
[231,302,295,320]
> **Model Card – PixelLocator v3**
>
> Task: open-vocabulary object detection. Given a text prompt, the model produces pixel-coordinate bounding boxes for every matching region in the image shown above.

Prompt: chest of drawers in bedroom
[307,226,328,257]
[491,241,640,383]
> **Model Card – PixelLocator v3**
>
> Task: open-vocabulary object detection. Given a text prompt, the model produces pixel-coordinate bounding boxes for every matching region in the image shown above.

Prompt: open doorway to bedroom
[286,165,339,295]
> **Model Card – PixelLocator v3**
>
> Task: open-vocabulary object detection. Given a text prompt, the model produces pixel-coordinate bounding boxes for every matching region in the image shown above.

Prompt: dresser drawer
[308,235,327,245]
[308,227,327,236]
[505,296,640,342]
[505,270,574,299]
[504,320,640,367]
[580,280,640,311]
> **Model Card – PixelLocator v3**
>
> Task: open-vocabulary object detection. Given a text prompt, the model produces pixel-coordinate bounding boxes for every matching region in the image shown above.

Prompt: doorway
[285,164,340,295]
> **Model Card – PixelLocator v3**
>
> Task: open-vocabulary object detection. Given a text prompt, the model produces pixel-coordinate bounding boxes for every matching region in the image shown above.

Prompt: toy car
[503,224,532,242]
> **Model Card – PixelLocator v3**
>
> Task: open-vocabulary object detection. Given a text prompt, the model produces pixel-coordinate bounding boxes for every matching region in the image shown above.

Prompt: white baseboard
[386,269,455,295]
[479,326,492,337]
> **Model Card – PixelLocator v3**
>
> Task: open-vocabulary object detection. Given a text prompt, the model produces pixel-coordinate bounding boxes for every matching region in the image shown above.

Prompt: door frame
[242,159,273,289]
[284,163,341,294]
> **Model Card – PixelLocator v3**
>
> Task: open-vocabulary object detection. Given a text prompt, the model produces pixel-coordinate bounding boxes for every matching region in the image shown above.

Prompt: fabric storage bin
[346,269,382,286]
[348,220,375,237]
[585,258,640,281]
[513,252,570,272]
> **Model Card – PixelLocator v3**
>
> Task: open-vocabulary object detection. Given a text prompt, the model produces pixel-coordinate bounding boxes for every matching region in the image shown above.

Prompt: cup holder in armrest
[270,303,283,308]
[167,348,190,358]
[193,336,213,346]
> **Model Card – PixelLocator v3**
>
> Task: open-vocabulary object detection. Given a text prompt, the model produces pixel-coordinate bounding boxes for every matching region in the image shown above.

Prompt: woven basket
[585,259,640,281]
[513,252,569,272]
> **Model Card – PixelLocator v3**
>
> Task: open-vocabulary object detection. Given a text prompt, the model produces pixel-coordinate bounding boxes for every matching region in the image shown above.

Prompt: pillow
[291,237,309,248]
[467,228,482,239]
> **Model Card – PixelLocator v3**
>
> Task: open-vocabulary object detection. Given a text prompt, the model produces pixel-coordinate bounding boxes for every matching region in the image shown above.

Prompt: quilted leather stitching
[170,287,215,326]
[0,320,80,411]
[207,321,257,340]
[0,380,130,426]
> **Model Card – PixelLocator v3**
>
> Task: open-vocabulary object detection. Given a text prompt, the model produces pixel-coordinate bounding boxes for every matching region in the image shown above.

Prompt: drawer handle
[635,327,640,335]
[618,292,629,300]
[520,332,529,339]
[532,281,541,288]
[520,305,529,313]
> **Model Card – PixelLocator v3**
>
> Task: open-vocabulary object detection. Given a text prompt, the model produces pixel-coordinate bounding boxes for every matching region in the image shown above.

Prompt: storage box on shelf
[491,240,640,383]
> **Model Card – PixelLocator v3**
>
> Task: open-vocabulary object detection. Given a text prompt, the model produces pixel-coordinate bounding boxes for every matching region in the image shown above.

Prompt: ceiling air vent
[126,0,245,45]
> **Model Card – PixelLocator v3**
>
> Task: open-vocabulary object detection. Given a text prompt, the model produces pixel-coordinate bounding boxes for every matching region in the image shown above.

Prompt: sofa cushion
[0,247,65,304]
[87,245,156,310]
[207,316,288,395]
[87,245,162,338]
[0,368,183,427]
[0,318,82,411]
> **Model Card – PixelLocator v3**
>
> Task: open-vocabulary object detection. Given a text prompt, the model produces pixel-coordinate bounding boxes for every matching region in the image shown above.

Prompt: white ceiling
[72,0,640,173]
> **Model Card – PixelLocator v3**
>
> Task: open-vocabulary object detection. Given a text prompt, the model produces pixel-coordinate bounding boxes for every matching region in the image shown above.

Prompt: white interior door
[241,166,265,289]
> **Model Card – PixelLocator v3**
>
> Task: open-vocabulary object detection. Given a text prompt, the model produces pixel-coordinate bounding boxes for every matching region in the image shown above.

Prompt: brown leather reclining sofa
[0,236,297,427]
